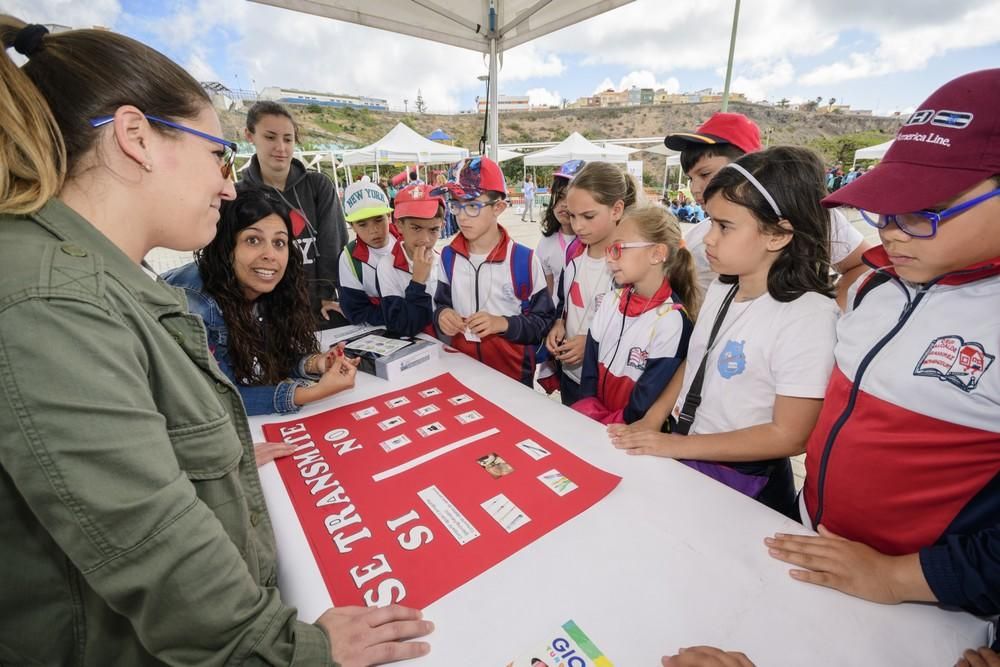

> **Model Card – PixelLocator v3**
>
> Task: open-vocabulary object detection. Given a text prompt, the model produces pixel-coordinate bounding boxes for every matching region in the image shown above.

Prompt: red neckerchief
[447,224,512,263]
[862,246,1000,286]
[618,278,674,316]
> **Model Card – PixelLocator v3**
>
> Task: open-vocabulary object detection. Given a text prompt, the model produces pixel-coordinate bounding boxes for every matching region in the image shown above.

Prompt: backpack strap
[441,245,456,283]
[343,240,364,283]
[851,271,891,311]
[509,243,534,313]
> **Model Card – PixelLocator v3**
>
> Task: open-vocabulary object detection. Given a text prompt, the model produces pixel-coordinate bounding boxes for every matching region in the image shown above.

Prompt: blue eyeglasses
[860,187,1000,239]
[90,114,238,179]
[447,199,499,217]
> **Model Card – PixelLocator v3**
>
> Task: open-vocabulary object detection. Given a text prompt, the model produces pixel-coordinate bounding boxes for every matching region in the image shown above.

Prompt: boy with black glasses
[432,157,556,385]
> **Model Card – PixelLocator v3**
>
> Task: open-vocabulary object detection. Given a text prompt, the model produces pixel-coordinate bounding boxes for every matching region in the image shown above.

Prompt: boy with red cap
[665,112,870,304]
[432,157,556,385]
[766,69,1000,623]
[377,184,445,337]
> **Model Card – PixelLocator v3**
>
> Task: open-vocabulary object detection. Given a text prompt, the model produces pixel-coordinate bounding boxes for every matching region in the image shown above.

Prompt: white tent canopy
[485,148,524,163]
[341,122,469,166]
[854,139,893,162]
[248,1,635,160]
[643,143,681,166]
[523,132,635,166]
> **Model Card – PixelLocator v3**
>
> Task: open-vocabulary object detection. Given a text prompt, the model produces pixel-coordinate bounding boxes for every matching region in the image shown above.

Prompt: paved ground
[146,203,878,491]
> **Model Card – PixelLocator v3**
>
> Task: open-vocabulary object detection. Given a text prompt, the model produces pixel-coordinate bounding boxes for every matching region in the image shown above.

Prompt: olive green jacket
[0,200,334,665]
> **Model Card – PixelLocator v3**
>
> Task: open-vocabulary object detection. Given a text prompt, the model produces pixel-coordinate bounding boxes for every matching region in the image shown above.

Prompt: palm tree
[778,98,789,109]
[828,97,837,108]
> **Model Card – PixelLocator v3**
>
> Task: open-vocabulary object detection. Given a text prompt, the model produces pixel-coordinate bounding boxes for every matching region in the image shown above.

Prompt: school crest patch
[914,335,994,392]
[626,346,648,371]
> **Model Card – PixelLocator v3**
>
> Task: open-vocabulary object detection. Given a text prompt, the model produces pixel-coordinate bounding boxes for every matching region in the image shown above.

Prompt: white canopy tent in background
[341,122,469,166]
[853,139,893,167]
[643,143,683,192]
[248,0,636,161]
[341,122,469,182]
[523,132,635,165]
[494,148,525,162]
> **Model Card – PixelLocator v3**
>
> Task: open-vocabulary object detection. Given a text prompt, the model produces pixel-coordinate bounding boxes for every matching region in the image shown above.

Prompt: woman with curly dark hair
[165,188,359,416]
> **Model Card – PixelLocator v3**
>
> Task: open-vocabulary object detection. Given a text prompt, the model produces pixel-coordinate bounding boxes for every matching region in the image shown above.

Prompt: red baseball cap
[824,68,1000,214]
[433,156,508,201]
[393,184,444,220]
[664,112,762,154]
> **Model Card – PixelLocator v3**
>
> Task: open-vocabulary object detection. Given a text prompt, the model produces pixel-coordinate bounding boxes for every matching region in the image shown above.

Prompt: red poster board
[262,373,621,609]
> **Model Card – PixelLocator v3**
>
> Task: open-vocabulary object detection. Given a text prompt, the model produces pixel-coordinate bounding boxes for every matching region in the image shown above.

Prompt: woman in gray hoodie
[239,101,350,328]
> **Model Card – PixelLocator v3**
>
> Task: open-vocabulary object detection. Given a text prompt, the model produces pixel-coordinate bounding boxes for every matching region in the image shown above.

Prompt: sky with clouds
[9,0,1000,117]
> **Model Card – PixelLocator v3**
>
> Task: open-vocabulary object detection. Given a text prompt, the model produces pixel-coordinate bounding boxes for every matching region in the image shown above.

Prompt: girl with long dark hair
[610,146,839,518]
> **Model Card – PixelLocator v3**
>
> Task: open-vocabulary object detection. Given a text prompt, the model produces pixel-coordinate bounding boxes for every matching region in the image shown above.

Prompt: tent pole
[721,0,741,112]
[488,34,499,162]
[661,156,668,198]
[331,152,340,194]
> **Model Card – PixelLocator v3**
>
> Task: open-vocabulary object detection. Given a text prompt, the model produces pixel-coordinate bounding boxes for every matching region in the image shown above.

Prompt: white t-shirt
[685,209,865,298]
[563,252,615,383]
[671,280,839,436]
[536,232,575,280]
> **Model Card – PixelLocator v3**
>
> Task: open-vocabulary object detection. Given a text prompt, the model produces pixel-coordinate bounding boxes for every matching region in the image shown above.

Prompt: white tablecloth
[249,337,989,666]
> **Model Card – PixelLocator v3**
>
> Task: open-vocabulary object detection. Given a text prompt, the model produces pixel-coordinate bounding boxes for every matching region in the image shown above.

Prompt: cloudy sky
[10,0,1000,116]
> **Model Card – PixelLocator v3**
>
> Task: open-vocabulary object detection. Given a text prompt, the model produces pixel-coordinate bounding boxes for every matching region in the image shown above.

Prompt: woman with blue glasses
[0,16,431,666]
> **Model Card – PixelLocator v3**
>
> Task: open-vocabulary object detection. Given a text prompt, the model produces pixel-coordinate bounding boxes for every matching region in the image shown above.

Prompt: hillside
[219,101,901,184]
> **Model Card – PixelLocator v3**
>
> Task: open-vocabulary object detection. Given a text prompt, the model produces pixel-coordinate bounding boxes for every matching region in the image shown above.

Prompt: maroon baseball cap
[664,112,762,154]
[824,68,1000,214]
[393,184,444,220]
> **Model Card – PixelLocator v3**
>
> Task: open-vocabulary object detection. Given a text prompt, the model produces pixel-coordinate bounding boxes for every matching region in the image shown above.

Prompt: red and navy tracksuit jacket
[376,242,438,338]
[802,246,1000,616]
[433,226,556,386]
[337,237,395,326]
[578,281,692,424]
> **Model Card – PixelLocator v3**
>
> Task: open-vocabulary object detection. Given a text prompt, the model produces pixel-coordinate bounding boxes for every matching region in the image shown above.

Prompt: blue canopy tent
[427,128,452,141]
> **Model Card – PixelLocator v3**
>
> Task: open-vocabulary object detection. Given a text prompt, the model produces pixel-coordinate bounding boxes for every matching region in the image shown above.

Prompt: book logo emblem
[914,335,994,392]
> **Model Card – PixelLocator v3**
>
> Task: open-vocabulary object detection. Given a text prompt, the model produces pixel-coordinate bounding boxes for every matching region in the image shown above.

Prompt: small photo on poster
[515,439,551,461]
[537,469,579,497]
[414,404,440,417]
[417,422,446,437]
[385,396,410,408]
[456,410,483,424]
[477,452,514,479]
[380,434,412,452]
[481,494,530,533]
[378,416,406,431]
[351,406,378,420]
[418,387,442,398]
[448,394,473,406]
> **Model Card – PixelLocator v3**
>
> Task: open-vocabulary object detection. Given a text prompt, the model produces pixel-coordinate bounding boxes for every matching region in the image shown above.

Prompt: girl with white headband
[609,146,839,518]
